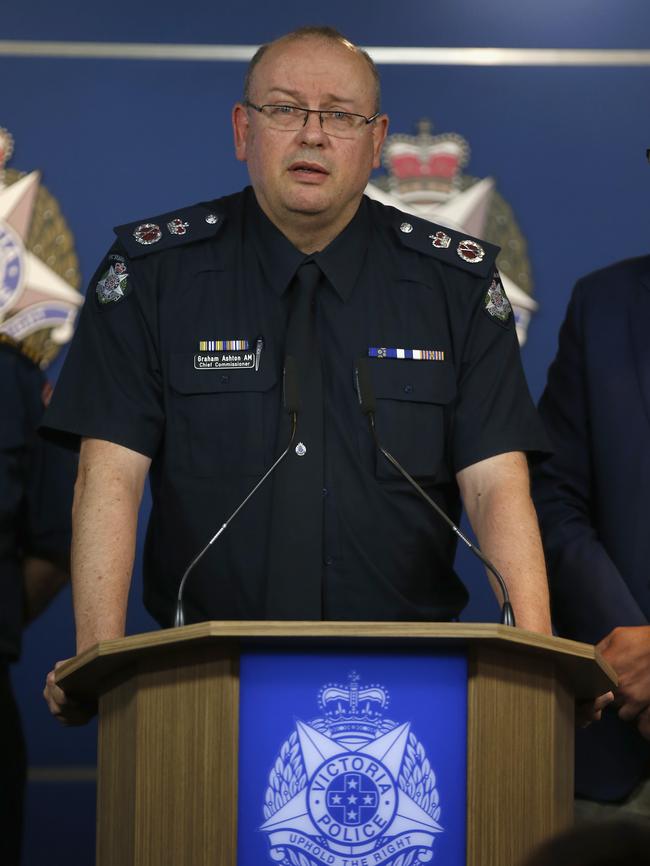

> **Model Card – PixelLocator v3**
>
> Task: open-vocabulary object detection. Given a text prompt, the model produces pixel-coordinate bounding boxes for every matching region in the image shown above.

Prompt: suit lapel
[629,268,650,428]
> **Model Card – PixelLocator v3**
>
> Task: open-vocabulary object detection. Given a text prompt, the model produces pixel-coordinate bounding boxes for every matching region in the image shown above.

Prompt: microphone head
[283,355,300,414]
[354,357,376,415]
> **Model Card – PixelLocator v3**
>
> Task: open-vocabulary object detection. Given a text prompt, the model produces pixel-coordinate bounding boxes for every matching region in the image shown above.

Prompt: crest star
[295,719,351,776]
[386,788,444,837]
[357,721,411,778]
[0,169,81,345]
[259,788,318,835]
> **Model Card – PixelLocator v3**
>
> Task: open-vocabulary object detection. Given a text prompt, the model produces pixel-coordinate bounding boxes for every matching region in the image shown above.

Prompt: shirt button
[220,374,230,384]
[324,556,334,566]
[404,383,414,394]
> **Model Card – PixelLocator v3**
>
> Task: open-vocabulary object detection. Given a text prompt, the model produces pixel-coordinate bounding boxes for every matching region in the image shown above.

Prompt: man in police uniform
[43,27,555,722]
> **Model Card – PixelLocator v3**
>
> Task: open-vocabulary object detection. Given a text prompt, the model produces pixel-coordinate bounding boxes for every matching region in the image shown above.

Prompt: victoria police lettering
[260,673,442,866]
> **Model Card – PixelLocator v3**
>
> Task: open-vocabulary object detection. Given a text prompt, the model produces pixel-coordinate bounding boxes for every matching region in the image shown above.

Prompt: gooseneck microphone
[173,357,300,628]
[354,358,516,628]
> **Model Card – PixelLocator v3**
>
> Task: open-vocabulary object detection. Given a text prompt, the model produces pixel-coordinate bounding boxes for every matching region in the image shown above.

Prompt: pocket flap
[369,359,456,405]
[169,353,277,394]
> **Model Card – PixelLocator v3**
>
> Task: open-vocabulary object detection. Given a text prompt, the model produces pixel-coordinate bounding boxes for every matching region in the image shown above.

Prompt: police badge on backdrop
[0,127,82,368]
[238,652,468,866]
[365,120,537,346]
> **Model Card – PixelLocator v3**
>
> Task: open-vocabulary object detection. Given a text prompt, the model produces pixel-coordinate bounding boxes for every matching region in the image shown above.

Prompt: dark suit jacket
[533,255,650,801]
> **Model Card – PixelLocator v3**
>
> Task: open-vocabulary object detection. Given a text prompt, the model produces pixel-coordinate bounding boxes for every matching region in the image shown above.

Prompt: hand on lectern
[597,625,650,736]
[576,690,614,728]
[43,660,97,726]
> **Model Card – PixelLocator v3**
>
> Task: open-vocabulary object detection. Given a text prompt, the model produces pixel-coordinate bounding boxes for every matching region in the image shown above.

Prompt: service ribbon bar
[198,339,250,351]
[368,347,445,361]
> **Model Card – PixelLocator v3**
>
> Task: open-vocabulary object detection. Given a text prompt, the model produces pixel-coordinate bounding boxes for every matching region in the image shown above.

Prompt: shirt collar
[247,187,370,301]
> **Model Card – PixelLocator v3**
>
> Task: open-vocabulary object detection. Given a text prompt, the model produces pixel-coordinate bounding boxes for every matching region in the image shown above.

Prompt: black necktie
[266,260,324,618]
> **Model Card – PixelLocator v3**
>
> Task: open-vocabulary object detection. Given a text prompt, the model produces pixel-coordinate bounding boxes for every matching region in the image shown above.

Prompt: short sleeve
[41,243,164,458]
[450,269,550,472]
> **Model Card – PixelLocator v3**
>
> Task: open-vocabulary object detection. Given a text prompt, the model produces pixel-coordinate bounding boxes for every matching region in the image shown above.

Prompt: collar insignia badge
[167,218,189,236]
[429,231,451,249]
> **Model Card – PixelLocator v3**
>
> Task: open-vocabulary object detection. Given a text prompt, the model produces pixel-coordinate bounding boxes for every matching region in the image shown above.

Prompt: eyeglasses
[244,101,379,139]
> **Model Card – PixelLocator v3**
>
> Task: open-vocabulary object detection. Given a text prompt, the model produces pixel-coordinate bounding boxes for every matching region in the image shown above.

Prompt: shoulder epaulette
[392,212,499,279]
[113,202,224,259]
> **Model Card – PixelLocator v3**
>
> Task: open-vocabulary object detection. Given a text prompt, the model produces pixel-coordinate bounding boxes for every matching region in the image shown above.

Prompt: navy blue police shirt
[42,188,548,626]
[0,342,75,659]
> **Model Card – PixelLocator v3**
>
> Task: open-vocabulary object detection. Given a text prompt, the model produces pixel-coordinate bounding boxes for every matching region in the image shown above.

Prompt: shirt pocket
[169,353,278,477]
[366,359,456,481]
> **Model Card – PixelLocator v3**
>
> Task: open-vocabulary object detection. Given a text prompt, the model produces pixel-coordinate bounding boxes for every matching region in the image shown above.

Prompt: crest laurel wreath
[398,733,441,822]
[263,731,307,819]
[264,725,439,866]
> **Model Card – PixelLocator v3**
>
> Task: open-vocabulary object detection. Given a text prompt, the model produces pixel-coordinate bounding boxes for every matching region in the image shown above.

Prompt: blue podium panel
[238,649,467,866]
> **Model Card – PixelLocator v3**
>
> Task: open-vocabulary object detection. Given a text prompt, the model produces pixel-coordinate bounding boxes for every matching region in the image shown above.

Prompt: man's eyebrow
[266,87,356,106]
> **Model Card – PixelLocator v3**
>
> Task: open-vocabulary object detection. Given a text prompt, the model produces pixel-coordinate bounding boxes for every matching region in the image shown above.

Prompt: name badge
[194,351,255,370]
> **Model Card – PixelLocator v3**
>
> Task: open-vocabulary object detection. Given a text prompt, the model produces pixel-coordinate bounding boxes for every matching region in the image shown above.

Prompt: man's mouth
[288,161,329,175]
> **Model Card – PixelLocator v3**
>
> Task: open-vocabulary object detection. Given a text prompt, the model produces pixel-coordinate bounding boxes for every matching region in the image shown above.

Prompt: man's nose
[299,111,327,143]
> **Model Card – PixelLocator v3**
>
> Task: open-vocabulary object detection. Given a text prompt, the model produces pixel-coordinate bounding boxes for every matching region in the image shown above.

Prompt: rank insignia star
[457,239,485,263]
[133,222,162,245]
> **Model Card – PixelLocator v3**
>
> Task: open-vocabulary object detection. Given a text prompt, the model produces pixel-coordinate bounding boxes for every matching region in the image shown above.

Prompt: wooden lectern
[56,622,615,866]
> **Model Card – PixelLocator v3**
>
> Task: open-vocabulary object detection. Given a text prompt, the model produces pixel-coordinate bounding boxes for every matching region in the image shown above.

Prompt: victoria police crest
[260,673,443,866]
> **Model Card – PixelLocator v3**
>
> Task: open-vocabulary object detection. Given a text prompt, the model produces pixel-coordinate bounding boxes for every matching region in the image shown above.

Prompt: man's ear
[371,114,389,169]
[232,102,249,162]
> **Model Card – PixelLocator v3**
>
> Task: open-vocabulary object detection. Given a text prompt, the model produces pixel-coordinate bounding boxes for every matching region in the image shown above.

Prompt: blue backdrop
[3,2,649,863]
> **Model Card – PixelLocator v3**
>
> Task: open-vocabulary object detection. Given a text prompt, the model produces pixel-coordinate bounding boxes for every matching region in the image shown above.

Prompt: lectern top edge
[55,620,616,700]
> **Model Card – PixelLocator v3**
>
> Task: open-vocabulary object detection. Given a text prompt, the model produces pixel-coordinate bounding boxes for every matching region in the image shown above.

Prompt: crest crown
[382,118,470,205]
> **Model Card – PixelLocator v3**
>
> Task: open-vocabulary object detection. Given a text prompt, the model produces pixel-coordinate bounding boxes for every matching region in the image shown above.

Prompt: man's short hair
[243,26,381,114]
